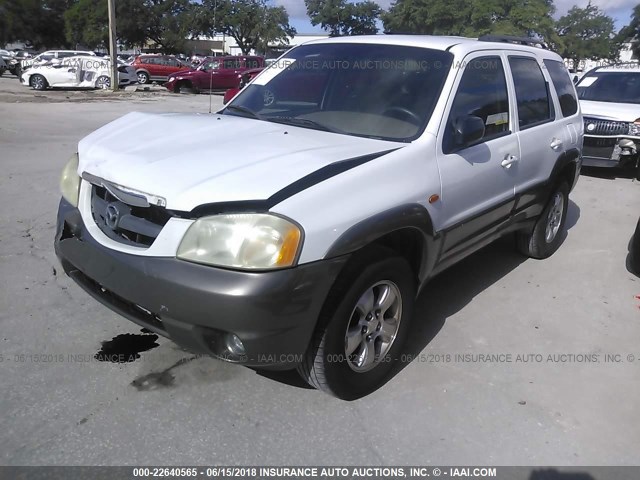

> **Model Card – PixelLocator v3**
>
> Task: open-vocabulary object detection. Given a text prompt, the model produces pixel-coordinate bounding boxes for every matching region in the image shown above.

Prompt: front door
[435,53,519,254]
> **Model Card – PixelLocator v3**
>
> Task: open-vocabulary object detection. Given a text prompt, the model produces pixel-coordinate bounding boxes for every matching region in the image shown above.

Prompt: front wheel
[95,75,110,89]
[137,71,149,84]
[30,74,48,91]
[517,182,569,259]
[297,247,415,400]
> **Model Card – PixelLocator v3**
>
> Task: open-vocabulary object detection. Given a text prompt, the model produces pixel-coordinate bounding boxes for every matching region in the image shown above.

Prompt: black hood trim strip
[185,148,401,218]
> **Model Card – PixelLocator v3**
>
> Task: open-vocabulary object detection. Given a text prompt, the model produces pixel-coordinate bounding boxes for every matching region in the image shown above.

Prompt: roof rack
[478,34,549,49]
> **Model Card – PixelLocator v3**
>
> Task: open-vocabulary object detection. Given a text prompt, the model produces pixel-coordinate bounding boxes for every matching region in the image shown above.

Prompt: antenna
[209,0,217,114]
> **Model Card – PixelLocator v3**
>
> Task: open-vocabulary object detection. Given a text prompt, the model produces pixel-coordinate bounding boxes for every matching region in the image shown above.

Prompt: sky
[274,0,638,34]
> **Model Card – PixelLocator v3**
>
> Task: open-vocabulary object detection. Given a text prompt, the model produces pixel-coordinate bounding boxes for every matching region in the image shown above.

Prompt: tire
[95,75,110,89]
[174,80,191,94]
[297,247,415,400]
[517,181,569,259]
[137,71,149,84]
[30,74,48,91]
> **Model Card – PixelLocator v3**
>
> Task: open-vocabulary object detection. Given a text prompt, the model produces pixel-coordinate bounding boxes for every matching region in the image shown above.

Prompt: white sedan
[20,56,138,90]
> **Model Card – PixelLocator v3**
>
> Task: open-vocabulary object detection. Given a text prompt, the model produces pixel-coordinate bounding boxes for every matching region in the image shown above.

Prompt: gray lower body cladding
[54,199,348,368]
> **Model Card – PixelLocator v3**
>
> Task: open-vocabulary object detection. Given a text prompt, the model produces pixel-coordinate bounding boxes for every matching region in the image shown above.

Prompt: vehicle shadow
[256,200,581,396]
[627,218,640,277]
[387,234,528,383]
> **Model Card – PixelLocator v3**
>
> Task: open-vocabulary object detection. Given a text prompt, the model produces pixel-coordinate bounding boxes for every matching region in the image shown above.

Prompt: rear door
[435,53,519,254]
[506,55,573,205]
[218,58,243,88]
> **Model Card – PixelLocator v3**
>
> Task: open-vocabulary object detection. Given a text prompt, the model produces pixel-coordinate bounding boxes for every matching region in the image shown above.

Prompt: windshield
[224,43,453,142]
[577,71,640,104]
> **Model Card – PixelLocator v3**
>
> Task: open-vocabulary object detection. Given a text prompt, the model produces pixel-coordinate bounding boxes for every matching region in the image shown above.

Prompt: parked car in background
[7,50,33,76]
[222,67,264,103]
[131,54,190,84]
[21,56,137,90]
[165,55,265,93]
[0,56,7,76]
[55,35,582,399]
[21,50,95,73]
[577,64,640,179]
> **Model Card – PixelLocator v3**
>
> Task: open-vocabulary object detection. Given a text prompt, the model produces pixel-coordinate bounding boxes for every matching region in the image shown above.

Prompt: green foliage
[556,2,617,69]
[199,0,296,55]
[63,0,197,53]
[617,4,640,59]
[0,0,72,49]
[382,0,557,40]
[305,0,381,36]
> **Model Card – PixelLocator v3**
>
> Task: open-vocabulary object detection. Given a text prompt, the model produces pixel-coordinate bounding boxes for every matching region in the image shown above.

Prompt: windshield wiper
[266,116,344,134]
[224,105,263,120]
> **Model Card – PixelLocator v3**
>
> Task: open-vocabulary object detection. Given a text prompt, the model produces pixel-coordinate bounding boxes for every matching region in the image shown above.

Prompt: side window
[444,56,510,153]
[246,58,261,69]
[509,57,553,129]
[544,59,578,117]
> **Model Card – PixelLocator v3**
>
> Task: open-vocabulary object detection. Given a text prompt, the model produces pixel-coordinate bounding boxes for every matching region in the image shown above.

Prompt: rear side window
[444,56,510,153]
[246,58,261,68]
[544,59,578,117]
[509,57,554,129]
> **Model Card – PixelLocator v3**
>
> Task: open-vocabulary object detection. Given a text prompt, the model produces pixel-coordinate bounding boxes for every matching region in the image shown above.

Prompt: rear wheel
[30,74,48,91]
[517,181,569,259]
[137,71,149,84]
[95,75,110,89]
[297,247,415,400]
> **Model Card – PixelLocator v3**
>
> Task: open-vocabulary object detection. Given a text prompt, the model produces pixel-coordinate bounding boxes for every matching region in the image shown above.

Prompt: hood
[78,112,404,212]
[580,100,640,123]
[170,68,196,78]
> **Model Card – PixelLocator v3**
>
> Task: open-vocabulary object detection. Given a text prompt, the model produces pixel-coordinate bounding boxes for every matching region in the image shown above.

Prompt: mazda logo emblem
[105,204,120,229]
[587,123,596,132]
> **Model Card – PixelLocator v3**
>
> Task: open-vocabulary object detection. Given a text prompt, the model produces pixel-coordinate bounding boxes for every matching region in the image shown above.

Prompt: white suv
[20,50,95,72]
[55,35,582,399]
[577,64,640,179]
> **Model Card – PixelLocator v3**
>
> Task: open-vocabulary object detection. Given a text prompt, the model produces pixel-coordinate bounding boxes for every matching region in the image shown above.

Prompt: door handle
[501,154,519,168]
[550,137,563,150]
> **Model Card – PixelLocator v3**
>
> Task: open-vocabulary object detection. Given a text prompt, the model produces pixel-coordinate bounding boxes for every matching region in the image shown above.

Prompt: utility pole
[107,0,118,92]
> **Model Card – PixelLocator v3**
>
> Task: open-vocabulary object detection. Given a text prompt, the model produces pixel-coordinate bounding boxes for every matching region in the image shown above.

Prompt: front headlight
[167,77,176,82]
[177,213,302,270]
[628,120,640,136]
[60,153,81,207]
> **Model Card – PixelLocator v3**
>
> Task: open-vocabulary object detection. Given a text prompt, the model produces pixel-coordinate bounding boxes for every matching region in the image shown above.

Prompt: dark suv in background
[132,55,190,84]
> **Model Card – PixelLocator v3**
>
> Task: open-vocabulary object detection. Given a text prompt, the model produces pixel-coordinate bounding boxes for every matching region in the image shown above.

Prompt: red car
[222,68,265,104]
[165,56,264,93]
[132,55,190,84]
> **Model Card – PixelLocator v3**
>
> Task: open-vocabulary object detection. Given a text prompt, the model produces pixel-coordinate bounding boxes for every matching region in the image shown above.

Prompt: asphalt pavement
[1,75,639,467]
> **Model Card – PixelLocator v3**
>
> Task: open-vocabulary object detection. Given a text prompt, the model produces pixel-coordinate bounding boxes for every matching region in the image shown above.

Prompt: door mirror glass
[453,115,485,148]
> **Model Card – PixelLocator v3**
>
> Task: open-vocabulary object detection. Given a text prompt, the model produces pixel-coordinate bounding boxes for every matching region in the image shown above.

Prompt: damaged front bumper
[54,198,348,368]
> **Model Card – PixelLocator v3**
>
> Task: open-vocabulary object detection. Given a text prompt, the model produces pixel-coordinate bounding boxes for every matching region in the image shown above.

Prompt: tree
[0,0,72,49]
[64,0,196,52]
[382,0,556,41]
[382,0,469,35]
[556,2,618,71]
[305,0,381,36]
[617,4,640,59]
[199,0,296,55]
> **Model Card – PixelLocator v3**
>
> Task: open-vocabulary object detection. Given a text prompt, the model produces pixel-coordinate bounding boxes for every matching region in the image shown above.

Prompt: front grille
[583,117,629,136]
[90,185,173,247]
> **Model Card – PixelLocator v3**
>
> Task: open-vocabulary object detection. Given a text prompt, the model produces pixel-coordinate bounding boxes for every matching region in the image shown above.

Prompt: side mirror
[573,75,579,84]
[453,115,485,148]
